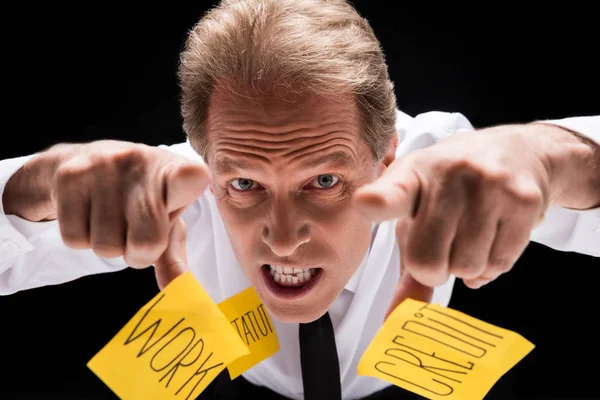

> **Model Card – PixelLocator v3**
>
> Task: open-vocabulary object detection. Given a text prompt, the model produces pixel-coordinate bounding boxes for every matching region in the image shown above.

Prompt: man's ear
[382,134,398,167]
[374,134,398,179]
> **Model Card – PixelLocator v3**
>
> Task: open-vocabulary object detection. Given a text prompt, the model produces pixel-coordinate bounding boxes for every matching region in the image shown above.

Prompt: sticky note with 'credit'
[358,298,534,400]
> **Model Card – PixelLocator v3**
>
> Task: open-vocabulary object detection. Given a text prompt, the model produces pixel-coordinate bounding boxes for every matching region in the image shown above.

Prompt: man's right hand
[2,140,209,269]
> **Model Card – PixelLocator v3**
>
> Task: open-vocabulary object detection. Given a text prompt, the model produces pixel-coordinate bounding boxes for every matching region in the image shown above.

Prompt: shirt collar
[344,223,380,293]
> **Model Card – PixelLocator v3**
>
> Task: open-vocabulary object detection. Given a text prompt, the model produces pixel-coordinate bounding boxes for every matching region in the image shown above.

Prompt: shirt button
[0,239,19,253]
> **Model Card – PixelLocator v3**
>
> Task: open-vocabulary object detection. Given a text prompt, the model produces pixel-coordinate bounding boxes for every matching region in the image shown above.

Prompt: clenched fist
[353,124,560,318]
[3,140,208,283]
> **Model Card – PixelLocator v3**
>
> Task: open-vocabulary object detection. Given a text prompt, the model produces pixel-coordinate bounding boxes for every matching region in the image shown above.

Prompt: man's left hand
[353,124,554,319]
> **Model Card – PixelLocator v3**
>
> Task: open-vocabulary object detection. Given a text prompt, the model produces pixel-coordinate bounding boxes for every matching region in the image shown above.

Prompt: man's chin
[264,301,330,324]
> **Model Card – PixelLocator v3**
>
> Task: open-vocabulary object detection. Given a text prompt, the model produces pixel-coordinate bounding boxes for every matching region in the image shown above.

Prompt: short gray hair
[178,0,397,161]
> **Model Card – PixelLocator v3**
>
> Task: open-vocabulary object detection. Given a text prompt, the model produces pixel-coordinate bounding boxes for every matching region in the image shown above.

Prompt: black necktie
[299,311,342,400]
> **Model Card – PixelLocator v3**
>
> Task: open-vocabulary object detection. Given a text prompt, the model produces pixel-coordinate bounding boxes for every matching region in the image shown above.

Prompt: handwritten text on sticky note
[218,286,279,379]
[87,271,249,400]
[358,299,534,400]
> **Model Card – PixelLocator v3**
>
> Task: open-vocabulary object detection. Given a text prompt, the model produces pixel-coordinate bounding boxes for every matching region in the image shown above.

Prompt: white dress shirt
[0,111,598,399]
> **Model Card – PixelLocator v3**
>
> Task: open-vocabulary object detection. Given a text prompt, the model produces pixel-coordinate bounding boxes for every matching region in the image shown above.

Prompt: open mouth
[269,265,318,286]
[261,264,322,299]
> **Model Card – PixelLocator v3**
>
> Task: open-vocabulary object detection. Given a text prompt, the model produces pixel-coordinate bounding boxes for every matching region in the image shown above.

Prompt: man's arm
[528,116,600,256]
[532,118,600,210]
[355,111,599,315]
[392,112,599,257]
[0,140,209,295]
[0,152,128,295]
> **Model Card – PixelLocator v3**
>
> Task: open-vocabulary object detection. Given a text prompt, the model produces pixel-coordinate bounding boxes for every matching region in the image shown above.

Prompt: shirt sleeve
[529,115,600,256]
[0,141,204,295]
[394,111,599,258]
[0,153,129,295]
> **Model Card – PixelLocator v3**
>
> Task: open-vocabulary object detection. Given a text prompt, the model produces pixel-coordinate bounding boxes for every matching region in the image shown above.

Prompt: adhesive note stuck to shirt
[357,299,534,400]
[87,271,249,400]
[218,286,280,379]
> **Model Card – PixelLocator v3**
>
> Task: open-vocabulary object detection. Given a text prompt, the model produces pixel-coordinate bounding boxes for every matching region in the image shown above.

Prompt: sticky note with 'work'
[87,271,250,400]
[218,286,280,379]
[358,299,534,400]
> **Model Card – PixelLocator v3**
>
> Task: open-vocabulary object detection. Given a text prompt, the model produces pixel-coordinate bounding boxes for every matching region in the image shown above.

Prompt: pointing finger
[154,217,189,290]
[352,161,421,222]
[385,270,433,321]
[165,161,210,217]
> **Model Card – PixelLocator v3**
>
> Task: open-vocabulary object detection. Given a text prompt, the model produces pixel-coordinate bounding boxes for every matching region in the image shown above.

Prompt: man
[0,0,598,399]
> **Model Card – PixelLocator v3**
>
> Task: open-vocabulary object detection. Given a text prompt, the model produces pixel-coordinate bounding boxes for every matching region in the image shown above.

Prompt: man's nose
[262,205,310,257]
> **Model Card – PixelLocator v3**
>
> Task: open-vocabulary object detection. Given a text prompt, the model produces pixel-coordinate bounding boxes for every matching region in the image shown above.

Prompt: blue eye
[316,174,338,188]
[231,178,255,191]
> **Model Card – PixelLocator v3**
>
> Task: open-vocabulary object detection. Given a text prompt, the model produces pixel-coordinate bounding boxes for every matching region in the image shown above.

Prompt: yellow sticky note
[358,299,534,400]
[87,271,249,400]
[218,286,280,379]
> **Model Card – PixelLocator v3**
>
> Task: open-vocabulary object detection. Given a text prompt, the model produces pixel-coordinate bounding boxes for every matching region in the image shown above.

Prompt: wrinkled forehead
[204,83,364,163]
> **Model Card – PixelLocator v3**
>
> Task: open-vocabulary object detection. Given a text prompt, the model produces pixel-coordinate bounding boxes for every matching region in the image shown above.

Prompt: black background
[1,2,598,399]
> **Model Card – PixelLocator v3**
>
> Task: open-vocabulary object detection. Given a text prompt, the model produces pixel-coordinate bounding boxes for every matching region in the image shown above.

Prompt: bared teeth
[269,265,316,287]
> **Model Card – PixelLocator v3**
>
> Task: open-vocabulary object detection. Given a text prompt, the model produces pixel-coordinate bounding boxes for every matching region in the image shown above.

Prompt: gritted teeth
[265,264,317,286]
